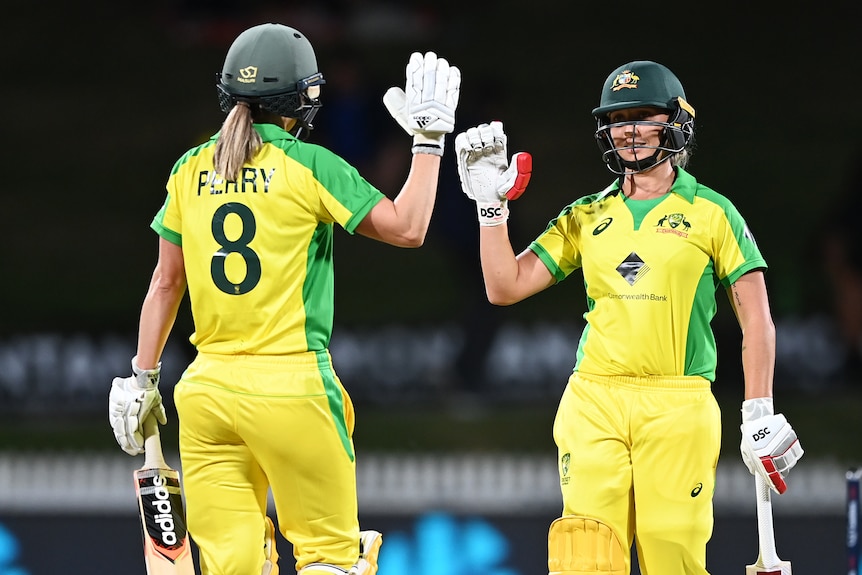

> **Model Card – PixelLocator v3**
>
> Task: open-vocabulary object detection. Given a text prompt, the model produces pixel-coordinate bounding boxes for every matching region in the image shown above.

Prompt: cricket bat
[134,415,195,574]
[745,474,791,574]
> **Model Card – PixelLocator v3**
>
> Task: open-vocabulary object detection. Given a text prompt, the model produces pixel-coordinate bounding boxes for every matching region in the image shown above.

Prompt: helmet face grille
[591,61,695,174]
[594,117,694,175]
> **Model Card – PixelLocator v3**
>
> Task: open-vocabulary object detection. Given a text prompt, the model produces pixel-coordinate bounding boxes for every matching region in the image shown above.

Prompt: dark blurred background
[1,2,861,573]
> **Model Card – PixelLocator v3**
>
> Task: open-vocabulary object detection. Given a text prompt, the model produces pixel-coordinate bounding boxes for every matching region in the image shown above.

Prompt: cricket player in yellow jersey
[107,23,461,575]
[454,61,803,574]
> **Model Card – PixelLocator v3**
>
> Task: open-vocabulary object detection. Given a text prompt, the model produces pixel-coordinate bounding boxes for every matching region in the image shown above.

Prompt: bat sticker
[137,468,190,560]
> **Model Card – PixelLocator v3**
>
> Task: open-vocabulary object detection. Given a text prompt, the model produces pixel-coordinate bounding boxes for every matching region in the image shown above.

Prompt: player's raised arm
[355,51,461,247]
[454,121,552,304]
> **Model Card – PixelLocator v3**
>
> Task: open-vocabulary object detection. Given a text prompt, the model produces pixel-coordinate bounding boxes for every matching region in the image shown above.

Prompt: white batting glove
[455,121,532,226]
[383,51,461,156]
[108,356,167,456]
[739,397,803,494]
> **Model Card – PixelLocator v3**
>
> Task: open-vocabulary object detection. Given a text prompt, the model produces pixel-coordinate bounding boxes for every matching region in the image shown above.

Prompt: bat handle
[755,473,780,567]
[142,414,167,469]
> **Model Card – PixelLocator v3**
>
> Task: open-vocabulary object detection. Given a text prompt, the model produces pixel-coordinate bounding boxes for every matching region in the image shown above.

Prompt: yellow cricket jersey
[151,123,384,355]
[530,168,766,381]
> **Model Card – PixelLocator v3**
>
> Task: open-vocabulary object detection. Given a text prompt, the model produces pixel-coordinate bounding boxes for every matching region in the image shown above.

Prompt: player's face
[608,107,669,163]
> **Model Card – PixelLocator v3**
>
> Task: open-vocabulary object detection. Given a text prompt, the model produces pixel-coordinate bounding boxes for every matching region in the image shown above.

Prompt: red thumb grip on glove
[505,152,532,200]
[760,456,788,494]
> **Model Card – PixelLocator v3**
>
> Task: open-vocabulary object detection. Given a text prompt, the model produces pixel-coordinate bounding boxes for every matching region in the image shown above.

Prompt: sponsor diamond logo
[616,252,650,285]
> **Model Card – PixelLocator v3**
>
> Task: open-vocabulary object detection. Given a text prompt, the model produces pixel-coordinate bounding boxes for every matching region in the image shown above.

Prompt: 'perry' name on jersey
[198,168,276,196]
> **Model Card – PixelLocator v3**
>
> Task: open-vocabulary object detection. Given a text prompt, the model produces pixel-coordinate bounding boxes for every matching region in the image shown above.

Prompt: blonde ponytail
[214,102,263,182]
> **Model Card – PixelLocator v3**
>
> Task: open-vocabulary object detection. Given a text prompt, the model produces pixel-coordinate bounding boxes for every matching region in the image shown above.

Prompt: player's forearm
[389,153,441,246]
[479,224,522,305]
[136,272,186,369]
[740,317,776,400]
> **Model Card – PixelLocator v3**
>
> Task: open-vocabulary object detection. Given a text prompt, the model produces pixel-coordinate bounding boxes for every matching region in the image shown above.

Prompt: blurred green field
[3,387,861,468]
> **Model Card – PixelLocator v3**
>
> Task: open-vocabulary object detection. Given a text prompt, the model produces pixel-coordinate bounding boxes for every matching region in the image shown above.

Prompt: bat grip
[755,473,780,567]
[142,414,167,469]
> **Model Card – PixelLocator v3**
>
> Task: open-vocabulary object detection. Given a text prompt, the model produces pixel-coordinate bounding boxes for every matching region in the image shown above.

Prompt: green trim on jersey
[303,223,335,349]
[150,123,384,355]
[151,197,182,246]
[529,168,766,381]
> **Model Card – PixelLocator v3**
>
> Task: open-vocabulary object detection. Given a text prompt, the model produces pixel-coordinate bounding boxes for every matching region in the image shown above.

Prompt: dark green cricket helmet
[216,23,325,135]
[592,61,690,117]
[592,61,695,174]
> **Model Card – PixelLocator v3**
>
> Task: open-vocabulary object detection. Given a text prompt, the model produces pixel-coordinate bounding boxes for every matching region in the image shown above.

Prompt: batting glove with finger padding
[109,356,167,456]
[739,397,803,494]
[455,121,532,226]
[383,51,461,155]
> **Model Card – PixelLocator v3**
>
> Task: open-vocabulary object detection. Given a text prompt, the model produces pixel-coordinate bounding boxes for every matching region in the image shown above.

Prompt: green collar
[253,123,297,142]
[669,168,697,203]
[598,167,698,204]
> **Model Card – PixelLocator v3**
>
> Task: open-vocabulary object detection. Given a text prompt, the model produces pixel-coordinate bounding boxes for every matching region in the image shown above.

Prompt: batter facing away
[108,22,461,575]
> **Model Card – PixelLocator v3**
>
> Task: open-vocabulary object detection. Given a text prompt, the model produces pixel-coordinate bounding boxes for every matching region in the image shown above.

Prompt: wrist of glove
[476,201,509,227]
[455,121,532,226]
[411,135,445,156]
[108,356,167,456]
[383,51,461,156]
[739,397,804,494]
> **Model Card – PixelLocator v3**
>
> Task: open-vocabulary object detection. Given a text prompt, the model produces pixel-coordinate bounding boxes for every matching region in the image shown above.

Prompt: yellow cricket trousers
[553,372,721,575]
[174,350,359,575]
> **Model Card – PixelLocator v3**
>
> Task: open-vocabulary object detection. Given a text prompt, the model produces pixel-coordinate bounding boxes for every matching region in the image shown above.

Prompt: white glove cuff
[411,142,444,156]
[412,132,445,147]
[476,201,509,227]
[741,397,774,422]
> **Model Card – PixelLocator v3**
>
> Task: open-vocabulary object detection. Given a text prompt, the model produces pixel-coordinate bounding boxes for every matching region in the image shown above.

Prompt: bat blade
[135,416,195,574]
[745,474,791,574]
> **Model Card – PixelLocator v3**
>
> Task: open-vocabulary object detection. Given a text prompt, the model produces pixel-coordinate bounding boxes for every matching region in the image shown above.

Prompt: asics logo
[691,482,703,497]
[593,218,613,235]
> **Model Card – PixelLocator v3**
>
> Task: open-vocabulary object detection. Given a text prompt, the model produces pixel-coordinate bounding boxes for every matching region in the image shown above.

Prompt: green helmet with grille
[216,23,325,135]
[592,61,695,174]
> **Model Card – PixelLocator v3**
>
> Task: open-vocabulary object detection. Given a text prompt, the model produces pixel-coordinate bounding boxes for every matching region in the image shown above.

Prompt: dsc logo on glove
[751,428,771,442]
[480,207,504,218]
